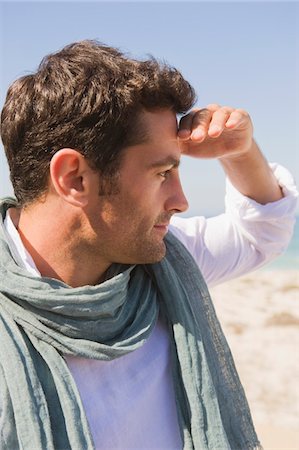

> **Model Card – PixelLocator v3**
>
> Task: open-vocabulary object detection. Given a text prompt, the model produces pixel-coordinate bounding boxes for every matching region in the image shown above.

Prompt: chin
[125,241,166,265]
[142,242,166,264]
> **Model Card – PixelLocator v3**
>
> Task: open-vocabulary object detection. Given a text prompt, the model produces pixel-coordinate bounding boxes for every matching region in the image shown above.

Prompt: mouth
[153,223,169,234]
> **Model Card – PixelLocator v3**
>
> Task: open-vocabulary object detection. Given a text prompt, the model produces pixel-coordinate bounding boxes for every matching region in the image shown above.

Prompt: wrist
[219,138,255,163]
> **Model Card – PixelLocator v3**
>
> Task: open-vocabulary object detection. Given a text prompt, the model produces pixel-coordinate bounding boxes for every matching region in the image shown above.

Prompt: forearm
[219,139,283,204]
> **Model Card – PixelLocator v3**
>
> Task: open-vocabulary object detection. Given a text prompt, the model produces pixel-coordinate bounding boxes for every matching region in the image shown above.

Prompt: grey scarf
[0,199,261,449]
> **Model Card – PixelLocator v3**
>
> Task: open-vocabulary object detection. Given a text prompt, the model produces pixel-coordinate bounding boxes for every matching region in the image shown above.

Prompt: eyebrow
[147,156,180,170]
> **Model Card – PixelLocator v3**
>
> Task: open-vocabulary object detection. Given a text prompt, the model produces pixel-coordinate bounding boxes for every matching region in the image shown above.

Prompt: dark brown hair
[0,40,196,206]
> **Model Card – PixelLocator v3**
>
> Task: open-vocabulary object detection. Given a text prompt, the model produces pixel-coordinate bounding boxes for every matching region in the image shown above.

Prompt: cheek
[120,203,156,237]
[101,183,162,230]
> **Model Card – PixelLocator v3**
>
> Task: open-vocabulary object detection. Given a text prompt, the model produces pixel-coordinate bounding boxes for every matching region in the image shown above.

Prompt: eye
[159,170,171,179]
[158,166,174,178]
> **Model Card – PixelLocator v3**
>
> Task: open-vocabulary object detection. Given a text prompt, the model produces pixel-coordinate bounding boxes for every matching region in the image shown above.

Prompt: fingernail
[209,125,221,135]
[192,129,204,139]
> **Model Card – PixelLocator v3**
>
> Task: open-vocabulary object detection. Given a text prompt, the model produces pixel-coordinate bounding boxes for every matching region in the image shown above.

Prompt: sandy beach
[210,269,299,450]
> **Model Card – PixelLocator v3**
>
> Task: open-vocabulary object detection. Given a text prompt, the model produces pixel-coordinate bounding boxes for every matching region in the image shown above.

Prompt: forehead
[120,108,180,170]
[138,108,179,139]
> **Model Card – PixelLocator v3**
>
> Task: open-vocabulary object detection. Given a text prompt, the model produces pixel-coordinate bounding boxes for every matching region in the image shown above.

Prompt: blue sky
[0,1,298,216]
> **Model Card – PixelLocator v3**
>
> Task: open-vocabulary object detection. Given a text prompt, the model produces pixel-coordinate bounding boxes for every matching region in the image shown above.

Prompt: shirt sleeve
[169,163,298,287]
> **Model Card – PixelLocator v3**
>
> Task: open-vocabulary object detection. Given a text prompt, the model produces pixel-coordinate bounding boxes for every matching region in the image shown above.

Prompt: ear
[49,149,95,207]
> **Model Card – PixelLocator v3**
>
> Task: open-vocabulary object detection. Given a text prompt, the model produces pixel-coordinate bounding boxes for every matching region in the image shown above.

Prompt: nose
[165,177,189,214]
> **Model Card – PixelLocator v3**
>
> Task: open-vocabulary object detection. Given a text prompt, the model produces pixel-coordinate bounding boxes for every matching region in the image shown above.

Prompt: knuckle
[206,103,220,110]
[179,115,192,127]
[198,108,210,116]
[193,108,210,125]
[235,109,249,118]
[220,106,234,114]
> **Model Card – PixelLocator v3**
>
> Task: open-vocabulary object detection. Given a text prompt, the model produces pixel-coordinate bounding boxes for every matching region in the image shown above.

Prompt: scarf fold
[0,199,262,450]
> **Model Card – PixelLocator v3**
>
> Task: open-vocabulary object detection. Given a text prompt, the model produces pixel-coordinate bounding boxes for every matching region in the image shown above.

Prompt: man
[0,40,297,450]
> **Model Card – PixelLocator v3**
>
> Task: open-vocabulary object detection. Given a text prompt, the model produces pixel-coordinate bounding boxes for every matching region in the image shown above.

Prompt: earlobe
[50,149,89,207]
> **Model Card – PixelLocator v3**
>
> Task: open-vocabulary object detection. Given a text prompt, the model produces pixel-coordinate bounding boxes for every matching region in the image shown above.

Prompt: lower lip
[154,225,168,233]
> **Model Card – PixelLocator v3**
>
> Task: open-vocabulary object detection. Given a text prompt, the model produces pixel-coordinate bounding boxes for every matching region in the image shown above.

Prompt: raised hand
[178,104,253,160]
[178,103,283,204]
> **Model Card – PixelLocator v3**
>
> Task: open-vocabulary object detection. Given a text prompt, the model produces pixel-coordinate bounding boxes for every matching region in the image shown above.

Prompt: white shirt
[2,163,298,449]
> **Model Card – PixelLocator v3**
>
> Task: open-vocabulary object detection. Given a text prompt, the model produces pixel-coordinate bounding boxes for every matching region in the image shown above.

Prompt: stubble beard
[128,214,172,264]
[117,226,167,265]
[138,235,167,264]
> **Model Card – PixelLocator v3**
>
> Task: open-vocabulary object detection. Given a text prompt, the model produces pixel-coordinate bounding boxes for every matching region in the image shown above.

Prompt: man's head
[0,40,195,206]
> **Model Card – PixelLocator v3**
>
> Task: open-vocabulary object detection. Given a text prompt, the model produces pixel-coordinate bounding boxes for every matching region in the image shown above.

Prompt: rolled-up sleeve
[169,163,298,287]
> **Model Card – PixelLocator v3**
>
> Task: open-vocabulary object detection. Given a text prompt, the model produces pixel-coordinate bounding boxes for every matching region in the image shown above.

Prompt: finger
[190,108,214,141]
[178,109,199,140]
[208,107,234,137]
[225,109,250,129]
[190,104,224,140]
[206,103,221,112]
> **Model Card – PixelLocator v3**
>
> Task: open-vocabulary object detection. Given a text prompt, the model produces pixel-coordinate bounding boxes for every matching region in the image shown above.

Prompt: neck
[12,203,110,287]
